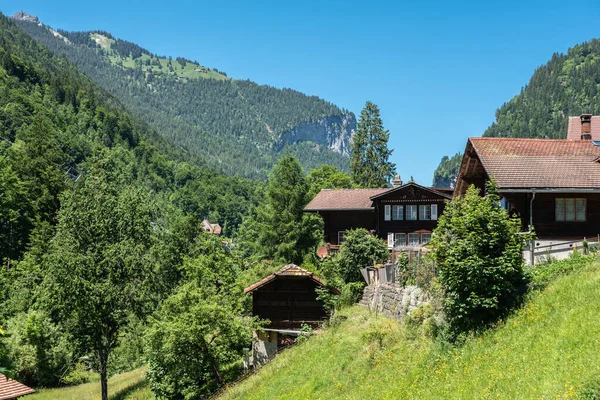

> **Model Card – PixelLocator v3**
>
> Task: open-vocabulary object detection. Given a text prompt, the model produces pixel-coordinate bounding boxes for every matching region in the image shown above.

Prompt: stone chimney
[392,174,403,188]
[580,114,592,140]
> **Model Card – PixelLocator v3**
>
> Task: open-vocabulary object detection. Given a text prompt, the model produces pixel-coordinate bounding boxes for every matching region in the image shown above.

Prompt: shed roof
[244,264,340,294]
[467,137,600,189]
[567,116,600,141]
[304,188,388,211]
[0,374,35,400]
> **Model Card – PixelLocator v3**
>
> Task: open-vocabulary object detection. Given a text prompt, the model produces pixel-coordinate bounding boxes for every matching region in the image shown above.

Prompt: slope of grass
[29,367,153,400]
[221,257,600,399]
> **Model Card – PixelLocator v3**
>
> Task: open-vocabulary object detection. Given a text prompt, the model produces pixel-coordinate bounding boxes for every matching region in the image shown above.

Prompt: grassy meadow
[220,256,600,399]
[28,367,153,400]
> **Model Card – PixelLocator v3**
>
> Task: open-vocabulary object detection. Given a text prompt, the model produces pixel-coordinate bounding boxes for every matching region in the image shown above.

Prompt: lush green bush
[336,229,389,283]
[3,310,72,387]
[432,184,529,336]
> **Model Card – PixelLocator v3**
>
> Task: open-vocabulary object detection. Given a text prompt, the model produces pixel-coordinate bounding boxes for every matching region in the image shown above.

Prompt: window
[392,205,404,220]
[384,205,391,221]
[338,231,347,244]
[394,233,406,247]
[556,198,586,222]
[406,205,417,220]
[408,233,419,246]
[419,205,431,220]
[420,233,432,245]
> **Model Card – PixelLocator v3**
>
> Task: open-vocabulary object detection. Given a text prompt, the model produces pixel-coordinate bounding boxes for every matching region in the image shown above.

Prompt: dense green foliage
[0,12,261,395]
[305,164,354,199]
[335,229,388,283]
[431,184,528,335]
[220,256,600,400]
[14,17,354,179]
[431,152,461,188]
[236,156,322,265]
[146,240,260,399]
[350,101,395,188]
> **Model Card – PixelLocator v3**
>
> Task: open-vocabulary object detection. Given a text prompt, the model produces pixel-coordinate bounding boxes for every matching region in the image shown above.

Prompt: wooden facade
[455,136,600,239]
[304,183,452,247]
[244,265,339,329]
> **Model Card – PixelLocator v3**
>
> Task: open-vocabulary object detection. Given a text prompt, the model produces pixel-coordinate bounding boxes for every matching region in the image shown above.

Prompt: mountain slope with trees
[12,12,355,179]
[433,38,600,186]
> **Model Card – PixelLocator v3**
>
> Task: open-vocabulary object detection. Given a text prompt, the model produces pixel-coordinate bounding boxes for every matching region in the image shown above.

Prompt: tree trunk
[99,347,109,400]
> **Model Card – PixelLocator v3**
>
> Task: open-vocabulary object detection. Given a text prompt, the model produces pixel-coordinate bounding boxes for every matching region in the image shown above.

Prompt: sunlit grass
[29,367,153,400]
[221,258,600,399]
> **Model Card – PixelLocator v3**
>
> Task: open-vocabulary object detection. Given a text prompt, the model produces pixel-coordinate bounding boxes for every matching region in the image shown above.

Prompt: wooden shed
[244,265,339,365]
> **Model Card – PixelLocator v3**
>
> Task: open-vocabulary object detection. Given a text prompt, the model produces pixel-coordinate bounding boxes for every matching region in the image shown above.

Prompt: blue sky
[4,0,600,184]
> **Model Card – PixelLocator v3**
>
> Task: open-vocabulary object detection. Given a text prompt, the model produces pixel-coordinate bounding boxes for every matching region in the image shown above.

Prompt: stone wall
[360,284,428,320]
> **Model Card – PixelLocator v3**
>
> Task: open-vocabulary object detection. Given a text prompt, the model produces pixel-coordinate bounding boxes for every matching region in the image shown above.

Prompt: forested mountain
[432,152,461,188]
[484,38,600,139]
[12,12,355,179]
[433,38,600,186]
[0,11,259,263]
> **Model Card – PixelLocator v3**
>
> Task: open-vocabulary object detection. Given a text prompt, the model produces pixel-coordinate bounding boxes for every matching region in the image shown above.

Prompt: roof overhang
[499,188,600,193]
[304,207,374,212]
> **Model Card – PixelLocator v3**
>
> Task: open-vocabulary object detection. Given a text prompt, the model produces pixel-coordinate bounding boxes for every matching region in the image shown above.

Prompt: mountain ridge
[12,12,355,179]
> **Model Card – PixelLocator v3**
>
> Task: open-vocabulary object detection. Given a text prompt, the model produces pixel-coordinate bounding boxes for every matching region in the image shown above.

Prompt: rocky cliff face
[277,113,356,155]
[12,11,40,24]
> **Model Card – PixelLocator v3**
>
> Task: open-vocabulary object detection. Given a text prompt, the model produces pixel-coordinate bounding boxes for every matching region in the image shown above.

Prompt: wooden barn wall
[319,210,376,245]
[252,278,327,327]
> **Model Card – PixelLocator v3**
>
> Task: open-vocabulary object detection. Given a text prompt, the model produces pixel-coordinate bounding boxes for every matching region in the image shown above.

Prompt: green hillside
[220,256,600,399]
[13,13,354,179]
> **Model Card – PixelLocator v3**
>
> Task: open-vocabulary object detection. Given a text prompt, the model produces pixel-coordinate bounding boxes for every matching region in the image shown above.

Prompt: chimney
[580,114,592,140]
[392,174,403,188]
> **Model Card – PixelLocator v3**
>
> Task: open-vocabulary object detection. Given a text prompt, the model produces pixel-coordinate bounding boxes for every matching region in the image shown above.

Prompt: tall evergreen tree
[350,101,395,187]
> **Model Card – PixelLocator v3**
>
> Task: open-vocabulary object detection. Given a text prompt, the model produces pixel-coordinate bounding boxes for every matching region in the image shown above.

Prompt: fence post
[530,239,534,266]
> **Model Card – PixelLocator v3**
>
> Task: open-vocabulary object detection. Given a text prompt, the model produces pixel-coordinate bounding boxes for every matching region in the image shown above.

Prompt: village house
[304,176,453,249]
[455,114,600,246]
[244,265,339,365]
[201,219,222,235]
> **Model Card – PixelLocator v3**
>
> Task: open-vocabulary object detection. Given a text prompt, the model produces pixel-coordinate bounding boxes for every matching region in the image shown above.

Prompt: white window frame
[392,205,403,220]
[408,233,419,246]
[419,205,431,220]
[387,232,394,248]
[406,205,417,220]
[420,233,432,245]
[431,204,438,220]
[384,205,391,221]
[394,233,406,248]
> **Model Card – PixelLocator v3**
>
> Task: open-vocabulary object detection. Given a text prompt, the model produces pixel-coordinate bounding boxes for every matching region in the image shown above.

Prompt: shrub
[4,310,72,387]
[337,228,388,283]
[432,183,530,336]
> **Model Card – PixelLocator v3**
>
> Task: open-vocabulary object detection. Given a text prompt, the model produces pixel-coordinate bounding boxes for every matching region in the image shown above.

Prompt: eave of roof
[369,182,453,200]
[0,374,35,400]
[244,264,340,295]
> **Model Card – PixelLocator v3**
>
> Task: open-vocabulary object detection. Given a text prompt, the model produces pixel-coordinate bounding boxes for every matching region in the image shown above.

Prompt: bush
[337,228,388,283]
[432,183,530,336]
[3,310,72,387]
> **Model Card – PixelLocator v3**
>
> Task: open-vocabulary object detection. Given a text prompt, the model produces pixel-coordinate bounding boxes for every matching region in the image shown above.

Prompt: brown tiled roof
[567,116,600,140]
[469,137,600,189]
[0,374,35,400]
[244,264,340,294]
[304,188,388,211]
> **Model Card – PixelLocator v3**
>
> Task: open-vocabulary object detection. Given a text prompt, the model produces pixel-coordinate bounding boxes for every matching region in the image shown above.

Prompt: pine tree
[350,101,395,187]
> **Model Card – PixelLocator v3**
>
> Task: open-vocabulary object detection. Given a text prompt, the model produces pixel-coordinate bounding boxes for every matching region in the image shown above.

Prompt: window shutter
[384,205,391,221]
[431,204,438,220]
[387,232,394,248]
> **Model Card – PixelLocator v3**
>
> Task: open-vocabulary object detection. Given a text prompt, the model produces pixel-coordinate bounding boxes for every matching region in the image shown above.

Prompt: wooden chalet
[304,177,453,249]
[0,374,35,400]
[455,114,600,239]
[244,265,339,365]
